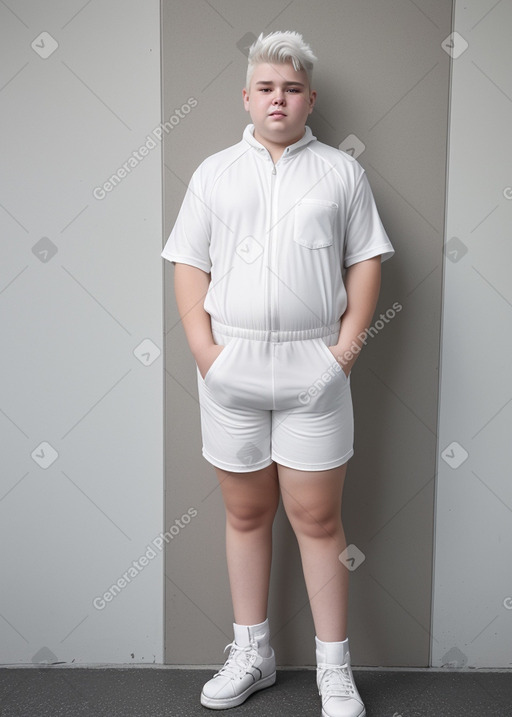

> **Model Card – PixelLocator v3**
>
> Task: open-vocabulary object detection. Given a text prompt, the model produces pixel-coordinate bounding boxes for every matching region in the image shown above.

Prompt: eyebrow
[255,80,305,87]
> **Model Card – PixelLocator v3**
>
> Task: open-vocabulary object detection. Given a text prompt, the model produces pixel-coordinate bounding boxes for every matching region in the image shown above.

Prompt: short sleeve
[343,171,394,268]
[161,169,212,272]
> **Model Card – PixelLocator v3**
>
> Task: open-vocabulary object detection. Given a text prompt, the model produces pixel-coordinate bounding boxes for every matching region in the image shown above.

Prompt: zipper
[268,162,278,335]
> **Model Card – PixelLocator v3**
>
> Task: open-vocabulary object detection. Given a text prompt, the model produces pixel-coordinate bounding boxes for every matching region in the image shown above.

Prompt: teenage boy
[162,30,394,717]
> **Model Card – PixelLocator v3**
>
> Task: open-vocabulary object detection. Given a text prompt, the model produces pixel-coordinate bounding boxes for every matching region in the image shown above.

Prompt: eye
[287,88,300,93]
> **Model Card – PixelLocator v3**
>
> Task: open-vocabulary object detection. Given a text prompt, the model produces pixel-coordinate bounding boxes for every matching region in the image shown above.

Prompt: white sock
[315,635,350,665]
[233,618,271,657]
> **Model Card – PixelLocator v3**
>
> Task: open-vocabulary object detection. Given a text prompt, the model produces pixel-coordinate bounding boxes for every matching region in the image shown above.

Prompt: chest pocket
[293,198,338,249]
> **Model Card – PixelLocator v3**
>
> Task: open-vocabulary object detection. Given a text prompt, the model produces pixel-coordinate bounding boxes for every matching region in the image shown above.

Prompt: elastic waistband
[211,319,341,343]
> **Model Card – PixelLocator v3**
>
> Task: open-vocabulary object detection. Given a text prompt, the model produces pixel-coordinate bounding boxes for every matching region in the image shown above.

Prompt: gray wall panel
[0,0,164,664]
[432,0,512,669]
[162,0,451,666]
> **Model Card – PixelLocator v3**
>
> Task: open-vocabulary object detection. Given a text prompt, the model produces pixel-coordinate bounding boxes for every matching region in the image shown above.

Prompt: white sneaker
[316,636,366,717]
[201,623,276,710]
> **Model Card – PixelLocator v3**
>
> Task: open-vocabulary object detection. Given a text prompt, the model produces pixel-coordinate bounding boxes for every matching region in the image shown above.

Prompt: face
[242,61,316,151]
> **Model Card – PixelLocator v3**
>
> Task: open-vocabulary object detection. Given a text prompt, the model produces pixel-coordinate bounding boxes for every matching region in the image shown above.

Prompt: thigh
[277,463,347,535]
[216,463,280,521]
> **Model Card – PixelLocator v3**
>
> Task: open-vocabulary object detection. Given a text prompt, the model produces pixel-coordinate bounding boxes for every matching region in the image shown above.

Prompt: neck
[253,128,305,163]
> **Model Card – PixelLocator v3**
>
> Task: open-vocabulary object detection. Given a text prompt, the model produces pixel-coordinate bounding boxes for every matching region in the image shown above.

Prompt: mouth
[269,111,286,118]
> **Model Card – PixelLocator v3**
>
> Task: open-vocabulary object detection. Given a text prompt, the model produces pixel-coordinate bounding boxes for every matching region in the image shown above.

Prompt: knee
[226,500,278,533]
[286,504,341,540]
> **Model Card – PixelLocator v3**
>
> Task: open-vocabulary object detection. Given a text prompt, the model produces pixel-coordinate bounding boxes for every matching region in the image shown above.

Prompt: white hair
[245,31,317,89]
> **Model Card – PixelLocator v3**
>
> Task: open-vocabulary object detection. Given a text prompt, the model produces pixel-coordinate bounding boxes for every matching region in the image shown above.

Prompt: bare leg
[216,462,280,625]
[277,462,349,642]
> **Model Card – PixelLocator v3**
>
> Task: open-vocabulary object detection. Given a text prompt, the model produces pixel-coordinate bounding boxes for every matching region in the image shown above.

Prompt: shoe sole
[322,709,365,717]
[200,671,276,709]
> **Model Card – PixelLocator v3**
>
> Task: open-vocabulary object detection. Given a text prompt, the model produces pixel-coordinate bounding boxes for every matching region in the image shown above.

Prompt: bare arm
[329,255,382,376]
[173,263,224,379]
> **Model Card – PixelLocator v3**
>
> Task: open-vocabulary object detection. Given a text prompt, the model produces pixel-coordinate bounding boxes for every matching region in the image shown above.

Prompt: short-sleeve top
[162,124,394,334]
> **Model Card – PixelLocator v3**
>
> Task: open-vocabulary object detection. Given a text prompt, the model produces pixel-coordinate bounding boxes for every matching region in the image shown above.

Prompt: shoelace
[317,662,356,699]
[213,640,258,681]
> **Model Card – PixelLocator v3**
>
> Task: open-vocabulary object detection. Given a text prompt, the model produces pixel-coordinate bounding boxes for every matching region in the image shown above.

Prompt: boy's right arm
[173,263,224,380]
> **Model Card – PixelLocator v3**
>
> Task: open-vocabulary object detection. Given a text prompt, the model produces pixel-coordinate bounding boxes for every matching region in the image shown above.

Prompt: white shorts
[196,321,354,473]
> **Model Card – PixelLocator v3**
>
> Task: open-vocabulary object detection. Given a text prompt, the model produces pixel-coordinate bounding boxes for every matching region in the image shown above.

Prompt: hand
[195,344,225,380]
[328,346,352,378]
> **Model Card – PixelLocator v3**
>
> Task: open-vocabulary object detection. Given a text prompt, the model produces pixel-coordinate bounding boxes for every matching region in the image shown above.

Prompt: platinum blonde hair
[245,31,317,90]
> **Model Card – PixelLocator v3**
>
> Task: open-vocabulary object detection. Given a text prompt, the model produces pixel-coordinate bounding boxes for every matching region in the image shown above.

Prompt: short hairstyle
[245,31,317,90]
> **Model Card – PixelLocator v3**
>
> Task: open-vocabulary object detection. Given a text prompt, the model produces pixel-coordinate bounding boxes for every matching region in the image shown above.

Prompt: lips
[269,111,286,117]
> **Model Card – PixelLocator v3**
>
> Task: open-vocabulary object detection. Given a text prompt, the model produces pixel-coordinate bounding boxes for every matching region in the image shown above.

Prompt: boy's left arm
[329,255,382,376]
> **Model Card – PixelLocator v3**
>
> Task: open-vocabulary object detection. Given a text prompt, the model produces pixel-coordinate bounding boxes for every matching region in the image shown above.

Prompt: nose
[272,90,285,105]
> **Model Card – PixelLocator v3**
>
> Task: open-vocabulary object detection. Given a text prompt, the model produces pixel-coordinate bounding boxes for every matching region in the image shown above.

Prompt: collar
[242,123,316,160]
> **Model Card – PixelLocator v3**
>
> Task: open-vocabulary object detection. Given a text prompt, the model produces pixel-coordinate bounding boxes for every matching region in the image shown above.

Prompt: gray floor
[0,667,511,716]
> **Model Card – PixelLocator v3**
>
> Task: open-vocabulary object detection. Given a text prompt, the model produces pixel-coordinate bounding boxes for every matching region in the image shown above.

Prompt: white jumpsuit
[162,124,394,472]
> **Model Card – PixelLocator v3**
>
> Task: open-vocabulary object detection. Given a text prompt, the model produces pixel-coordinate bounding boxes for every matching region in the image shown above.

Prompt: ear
[242,87,250,112]
[308,89,317,114]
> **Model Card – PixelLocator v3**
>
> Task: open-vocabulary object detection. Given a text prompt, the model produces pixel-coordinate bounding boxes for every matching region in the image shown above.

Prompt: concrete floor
[0,666,511,716]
